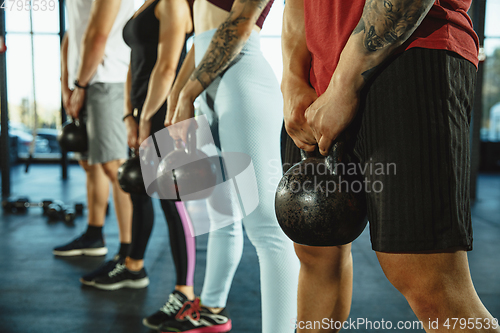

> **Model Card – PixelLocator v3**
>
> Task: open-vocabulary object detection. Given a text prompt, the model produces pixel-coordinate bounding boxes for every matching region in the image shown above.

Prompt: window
[5,1,62,159]
[482,0,500,142]
[260,1,284,83]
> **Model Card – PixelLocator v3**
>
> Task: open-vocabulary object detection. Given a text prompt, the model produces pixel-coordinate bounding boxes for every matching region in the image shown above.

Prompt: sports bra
[206,0,274,29]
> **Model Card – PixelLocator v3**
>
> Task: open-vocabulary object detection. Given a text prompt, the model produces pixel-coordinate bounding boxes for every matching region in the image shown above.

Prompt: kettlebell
[156,131,217,200]
[118,149,146,194]
[58,118,88,152]
[275,139,367,246]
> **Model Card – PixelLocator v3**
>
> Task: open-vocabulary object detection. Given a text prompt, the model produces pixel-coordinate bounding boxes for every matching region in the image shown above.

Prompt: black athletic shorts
[282,48,476,252]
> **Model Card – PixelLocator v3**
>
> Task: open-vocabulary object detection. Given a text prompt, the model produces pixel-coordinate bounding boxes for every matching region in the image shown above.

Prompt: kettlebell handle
[300,147,320,161]
[172,127,197,155]
[71,117,80,127]
[187,129,196,156]
[299,138,346,174]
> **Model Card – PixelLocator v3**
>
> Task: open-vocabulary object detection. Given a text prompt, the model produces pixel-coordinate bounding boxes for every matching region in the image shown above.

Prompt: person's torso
[303,0,479,96]
[122,0,189,111]
[66,0,135,88]
[194,0,273,34]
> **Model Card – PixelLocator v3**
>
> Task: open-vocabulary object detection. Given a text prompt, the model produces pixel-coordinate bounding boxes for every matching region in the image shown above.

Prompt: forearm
[61,33,70,90]
[75,33,108,86]
[333,0,434,92]
[169,46,195,101]
[181,0,270,101]
[281,0,312,99]
[124,65,133,117]
[141,67,177,121]
[75,0,122,86]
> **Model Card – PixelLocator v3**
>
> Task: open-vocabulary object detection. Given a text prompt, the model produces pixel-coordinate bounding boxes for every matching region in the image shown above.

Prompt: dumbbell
[63,207,76,223]
[75,203,84,215]
[275,140,368,246]
[2,197,53,214]
[2,197,29,213]
[46,201,76,223]
[46,201,65,221]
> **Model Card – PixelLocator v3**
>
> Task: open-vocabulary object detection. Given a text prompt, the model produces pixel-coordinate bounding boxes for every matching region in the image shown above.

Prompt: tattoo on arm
[191,14,248,89]
[190,0,269,89]
[354,0,433,52]
[352,0,433,80]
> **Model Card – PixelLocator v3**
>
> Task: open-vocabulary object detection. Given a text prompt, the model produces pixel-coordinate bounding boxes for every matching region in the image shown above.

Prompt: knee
[295,243,352,273]
[377,253,458,317]
[79,160,91,172]
[102,160,123,182]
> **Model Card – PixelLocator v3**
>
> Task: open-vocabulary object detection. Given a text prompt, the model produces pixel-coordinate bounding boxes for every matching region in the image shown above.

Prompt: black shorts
[282,48,476,252]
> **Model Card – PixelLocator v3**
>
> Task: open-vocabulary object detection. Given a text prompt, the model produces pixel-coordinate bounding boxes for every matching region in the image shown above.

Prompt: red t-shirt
[304,1,479,96]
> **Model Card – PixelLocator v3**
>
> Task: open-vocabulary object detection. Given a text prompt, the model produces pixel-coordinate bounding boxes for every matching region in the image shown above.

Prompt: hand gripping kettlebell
[156,130,217,200]
[275,139,367,246]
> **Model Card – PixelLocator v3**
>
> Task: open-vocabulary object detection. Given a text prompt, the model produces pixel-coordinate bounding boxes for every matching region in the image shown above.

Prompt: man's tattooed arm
[351,0,434,80]
[191,0,269,89]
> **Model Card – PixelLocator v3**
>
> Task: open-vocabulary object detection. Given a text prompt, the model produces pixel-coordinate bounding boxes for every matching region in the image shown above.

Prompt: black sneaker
[80,254,125,286]
[53,234,107,257]
[91,263,149,290]
[158,298,232,333]
[142,290,189,330]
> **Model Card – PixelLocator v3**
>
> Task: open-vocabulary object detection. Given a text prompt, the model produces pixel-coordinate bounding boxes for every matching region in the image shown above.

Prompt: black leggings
[129,193,196,286]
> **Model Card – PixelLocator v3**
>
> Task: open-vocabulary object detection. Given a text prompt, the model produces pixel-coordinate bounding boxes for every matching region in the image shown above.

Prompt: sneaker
[53,234,107,257]
[80,254,125,286]
[91,263,149,290]
[142,290,189,330]
[158,298,232,333]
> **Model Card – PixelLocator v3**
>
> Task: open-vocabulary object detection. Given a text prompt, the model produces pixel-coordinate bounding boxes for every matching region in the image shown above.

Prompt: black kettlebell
[58,118,88,152]
[156,131,217,200]
[118,149,145,194]
[275,139,367,246]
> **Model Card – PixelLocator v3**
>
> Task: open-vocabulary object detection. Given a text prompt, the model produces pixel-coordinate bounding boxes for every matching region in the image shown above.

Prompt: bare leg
[377,250,500,333]
[295,243,353,333]
[102,159,132,244]
[79,160,108,227]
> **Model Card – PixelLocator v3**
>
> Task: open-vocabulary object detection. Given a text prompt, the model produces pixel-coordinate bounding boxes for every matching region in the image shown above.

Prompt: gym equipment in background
[2,197,88,223]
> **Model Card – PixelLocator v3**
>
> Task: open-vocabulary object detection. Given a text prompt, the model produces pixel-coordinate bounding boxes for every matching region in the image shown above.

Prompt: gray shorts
[77,82,128,165]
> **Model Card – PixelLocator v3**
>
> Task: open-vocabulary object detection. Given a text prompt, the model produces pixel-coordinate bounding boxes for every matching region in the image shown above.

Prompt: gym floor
[1,164,499,333]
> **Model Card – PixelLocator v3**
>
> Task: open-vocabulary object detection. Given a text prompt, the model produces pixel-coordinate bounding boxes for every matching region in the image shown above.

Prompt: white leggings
[195,29,300,333]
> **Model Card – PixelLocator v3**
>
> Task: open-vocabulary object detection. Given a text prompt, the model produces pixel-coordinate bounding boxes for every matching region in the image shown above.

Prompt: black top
[123,0,189,118]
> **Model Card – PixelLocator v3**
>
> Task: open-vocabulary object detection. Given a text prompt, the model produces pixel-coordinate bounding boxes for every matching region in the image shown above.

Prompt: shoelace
[108,263,126,277]
[176,298,202,321]
[160,293,184,315]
